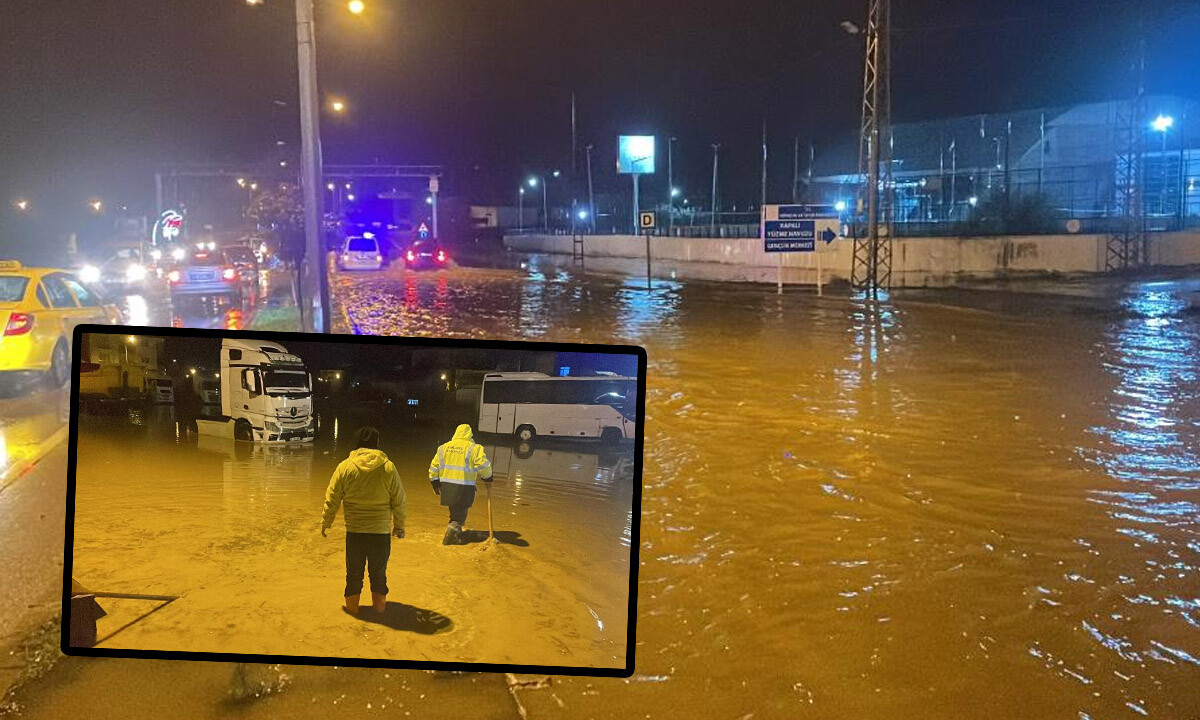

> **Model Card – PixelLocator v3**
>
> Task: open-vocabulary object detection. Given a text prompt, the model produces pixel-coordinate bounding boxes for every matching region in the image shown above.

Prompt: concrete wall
[504,231,1200,287]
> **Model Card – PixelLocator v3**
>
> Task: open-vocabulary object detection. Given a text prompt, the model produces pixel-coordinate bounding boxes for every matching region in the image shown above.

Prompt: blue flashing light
[559,367,570,377]
[834,200,848,212]
[362,231,375,239]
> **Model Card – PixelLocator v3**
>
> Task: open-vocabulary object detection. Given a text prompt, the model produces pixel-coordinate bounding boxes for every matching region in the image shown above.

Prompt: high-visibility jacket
[429,424,492,505]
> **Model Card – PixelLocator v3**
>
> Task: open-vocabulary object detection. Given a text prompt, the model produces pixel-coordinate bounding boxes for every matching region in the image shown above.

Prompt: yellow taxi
[0,260,122,390]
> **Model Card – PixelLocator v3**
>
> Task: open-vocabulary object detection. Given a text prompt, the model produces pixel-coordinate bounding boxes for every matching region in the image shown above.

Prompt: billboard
[617,135,656,174]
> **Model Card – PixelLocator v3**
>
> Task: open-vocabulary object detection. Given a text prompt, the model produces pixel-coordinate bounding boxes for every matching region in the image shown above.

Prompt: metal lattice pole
[851,0,893,297]
[1107,34,1147,271]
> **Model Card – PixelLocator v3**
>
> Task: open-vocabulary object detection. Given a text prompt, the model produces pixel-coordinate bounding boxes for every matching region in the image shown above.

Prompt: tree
[247,183,302,230]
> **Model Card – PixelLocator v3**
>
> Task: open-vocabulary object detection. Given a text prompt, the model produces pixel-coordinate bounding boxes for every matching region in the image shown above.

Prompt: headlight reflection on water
[124,295,150,326]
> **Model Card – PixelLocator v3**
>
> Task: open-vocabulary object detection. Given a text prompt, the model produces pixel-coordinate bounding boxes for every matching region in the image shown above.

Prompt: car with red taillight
[0,260,120,393]
[403,240,449,269]
[167,247,244,306]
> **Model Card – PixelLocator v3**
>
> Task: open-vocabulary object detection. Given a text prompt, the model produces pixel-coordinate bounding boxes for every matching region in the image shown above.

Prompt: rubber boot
[372,592,387,613]
[345,594,360,613]
[442,522,462,546]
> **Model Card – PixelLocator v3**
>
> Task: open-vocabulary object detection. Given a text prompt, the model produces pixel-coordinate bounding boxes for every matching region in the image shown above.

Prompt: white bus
[477,372,637,444]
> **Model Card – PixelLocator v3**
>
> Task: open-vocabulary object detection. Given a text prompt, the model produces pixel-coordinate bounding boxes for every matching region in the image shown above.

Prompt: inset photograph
[65,328,643,675]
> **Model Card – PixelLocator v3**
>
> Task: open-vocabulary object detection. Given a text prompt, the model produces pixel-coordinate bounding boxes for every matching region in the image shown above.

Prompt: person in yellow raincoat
[321,427,406,613]
[429,423,493,545]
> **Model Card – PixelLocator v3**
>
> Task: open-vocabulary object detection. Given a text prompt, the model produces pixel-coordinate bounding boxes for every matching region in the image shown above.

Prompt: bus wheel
[515,441,534,459]
[601,427,623,445]
[235,419,254,442]
[515,424,536,442]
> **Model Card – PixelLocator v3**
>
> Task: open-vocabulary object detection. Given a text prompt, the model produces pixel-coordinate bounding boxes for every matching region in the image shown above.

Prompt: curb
[0,425,68,494]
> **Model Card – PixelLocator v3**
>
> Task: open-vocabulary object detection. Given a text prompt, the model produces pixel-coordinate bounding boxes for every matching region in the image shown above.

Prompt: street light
[1152,115,1175,217]
[518,187,525,231]
[14,199,28,211]
[326,182,335,191]
[330,98,346,114]
[347,0,364,14]
[236,177,246,187]
[527,176,549,232]
[89,199,103,213]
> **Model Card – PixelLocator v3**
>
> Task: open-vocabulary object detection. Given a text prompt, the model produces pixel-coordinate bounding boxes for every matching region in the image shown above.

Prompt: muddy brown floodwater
[7,262,1200,719]
[67,413,633,669]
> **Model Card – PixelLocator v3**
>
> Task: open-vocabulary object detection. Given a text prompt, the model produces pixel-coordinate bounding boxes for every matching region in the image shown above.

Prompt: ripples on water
[14,266,1200,719]
[335,267,1200,718]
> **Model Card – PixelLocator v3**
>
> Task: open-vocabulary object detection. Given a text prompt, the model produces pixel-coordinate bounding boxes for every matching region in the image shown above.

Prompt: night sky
[3,0,1198,240]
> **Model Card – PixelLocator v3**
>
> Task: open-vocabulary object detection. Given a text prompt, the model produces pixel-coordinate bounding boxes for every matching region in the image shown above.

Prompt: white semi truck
[196,338,315,443]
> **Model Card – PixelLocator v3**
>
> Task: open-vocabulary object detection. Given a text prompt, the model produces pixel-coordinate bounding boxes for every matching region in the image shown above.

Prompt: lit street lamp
[1152,115,1175,217]
[14,199,29,211]
[348,0,364,14]
[236,177,246,187]
[89,199,103,213]
[518,187,525,231]
[330,98,346,114]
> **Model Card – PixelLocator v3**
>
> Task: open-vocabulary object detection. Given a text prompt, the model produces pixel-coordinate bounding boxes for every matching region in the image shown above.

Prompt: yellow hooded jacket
[321,448,406,534]
[429,424,492,506]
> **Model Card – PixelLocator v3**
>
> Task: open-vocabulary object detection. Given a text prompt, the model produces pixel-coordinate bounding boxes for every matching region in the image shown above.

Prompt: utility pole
[710,143,720,236]
[667,136,676,237]
[760,119,768,214]
[570,93,578,235]
[850,0,893,297]
[585,144,596,233]
[1106,28,1147,270]
[295,0,327,332]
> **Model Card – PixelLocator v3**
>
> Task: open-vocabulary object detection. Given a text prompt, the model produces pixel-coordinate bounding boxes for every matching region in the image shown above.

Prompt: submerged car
[404,240,449,269]
[337,235,384,271]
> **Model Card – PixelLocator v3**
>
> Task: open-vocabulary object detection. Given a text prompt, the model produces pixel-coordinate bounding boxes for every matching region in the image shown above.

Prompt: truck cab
[220,338,315,443]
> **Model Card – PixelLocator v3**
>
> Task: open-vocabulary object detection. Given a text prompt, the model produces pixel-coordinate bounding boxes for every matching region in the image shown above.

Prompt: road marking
[0,425,68,493]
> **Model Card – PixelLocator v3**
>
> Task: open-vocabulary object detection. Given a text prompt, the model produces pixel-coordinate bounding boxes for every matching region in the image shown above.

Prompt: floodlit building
[810,96,1199,230]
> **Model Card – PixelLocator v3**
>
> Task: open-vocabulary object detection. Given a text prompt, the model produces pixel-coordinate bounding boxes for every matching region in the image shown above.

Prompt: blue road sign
[778,204,839,220]
[764,220,815,252]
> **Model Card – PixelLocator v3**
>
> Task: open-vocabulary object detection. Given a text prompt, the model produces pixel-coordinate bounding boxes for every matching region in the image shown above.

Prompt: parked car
[337,235,384,271]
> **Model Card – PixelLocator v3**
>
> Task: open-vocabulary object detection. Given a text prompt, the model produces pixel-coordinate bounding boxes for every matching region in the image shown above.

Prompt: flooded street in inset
[8,261,1200,719]
[67,408,633,668]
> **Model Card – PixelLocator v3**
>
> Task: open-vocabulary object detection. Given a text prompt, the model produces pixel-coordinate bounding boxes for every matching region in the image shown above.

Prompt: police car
[0,260,122,392]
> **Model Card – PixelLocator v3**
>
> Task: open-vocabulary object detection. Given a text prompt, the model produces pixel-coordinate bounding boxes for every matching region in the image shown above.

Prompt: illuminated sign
[153,210,184,245]
[618,135,656,174]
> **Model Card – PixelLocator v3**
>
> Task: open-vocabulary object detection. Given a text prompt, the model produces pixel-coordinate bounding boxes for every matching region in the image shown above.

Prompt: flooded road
[7,261,1200,719]
[69,410,634,668]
